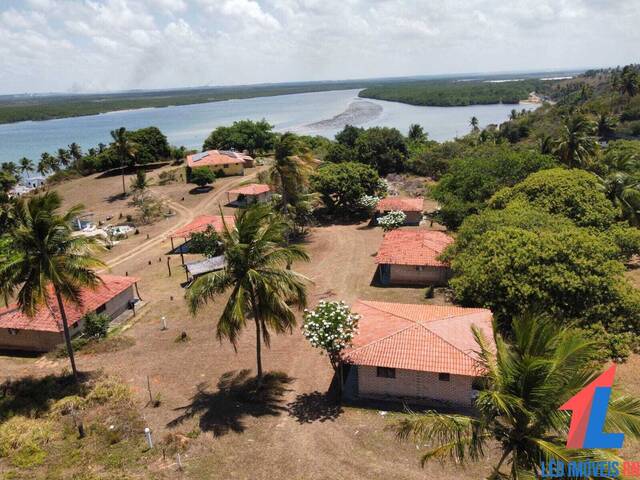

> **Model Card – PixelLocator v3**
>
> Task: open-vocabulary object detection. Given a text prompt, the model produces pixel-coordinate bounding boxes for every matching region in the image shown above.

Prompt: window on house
[377,367,396,378]
[415,266,424,271]
[96,304,106,314]
[8,328,19,335]
[438,373,450,382]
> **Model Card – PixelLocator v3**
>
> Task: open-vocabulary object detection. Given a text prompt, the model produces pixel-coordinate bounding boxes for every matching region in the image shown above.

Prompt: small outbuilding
[186,150,252,178]
[375,197,424,225]
[184,255,226,282]
[169,214,235,251]
[342,300,494,407]
[376,230,454,286]
[226,184,272,206]
[0,275,140,352]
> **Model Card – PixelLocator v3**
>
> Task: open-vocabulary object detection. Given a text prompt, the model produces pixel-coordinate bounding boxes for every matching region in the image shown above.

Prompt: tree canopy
[432,145,556,229]
[202,119,275,156]
[449,225,640,337]
[489,168,617,229]
[310,162,382,214]
[354,126,408,175]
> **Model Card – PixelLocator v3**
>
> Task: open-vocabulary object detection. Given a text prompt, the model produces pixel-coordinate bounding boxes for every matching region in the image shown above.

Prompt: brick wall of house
[389,265,451,286]
[0,286,136,352]
[0,329,63,352]
[358,365,475,406]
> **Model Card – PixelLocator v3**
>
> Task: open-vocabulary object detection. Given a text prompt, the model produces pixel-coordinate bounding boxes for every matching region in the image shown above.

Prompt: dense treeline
[359,79,546,106]
[0,82,368,124]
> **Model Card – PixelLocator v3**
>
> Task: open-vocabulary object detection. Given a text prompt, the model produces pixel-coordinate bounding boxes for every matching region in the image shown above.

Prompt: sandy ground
[1,167,495,480]
[1,167,638,479]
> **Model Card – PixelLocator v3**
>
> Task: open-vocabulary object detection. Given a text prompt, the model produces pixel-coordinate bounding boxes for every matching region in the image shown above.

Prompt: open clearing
[1,166,638,479]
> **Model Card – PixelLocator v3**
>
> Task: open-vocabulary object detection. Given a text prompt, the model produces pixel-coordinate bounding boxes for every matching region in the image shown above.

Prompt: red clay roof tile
[343,300,494,376]
[375,230,453,266]
[376,197,424,213]
[186,150,247,168]
[228,184,271,196]
[0,275,139,333]
[171,215,235,239]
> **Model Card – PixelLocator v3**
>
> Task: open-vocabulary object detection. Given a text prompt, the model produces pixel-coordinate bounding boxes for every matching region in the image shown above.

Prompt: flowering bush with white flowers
[377,210,406,231]
[358,194,380,213]
[302,300,359,371]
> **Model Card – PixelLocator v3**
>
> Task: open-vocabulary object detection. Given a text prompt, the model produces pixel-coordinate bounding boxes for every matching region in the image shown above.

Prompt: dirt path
[104,171,262,270]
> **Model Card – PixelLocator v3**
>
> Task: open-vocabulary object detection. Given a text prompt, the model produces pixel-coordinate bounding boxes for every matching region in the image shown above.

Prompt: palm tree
[596,112,618,139]
[469,116,479,132]
[269,133,314,213]
[553,114,598,168]
[187,204,310,381]
[56,148,71,168]
[1,162,19,181]
[619,66,639,98]
[18,157,34,179]
[408,124,428,143]
[509,109,518,121]
[600,150,640,225]
[0,192,105,381]
[37,153,53,176]
[130,169,151,193]
[538,134,554,155]
[601,171,640,226]
[68,143,83,164]
[394,315,640,479]
[110,127,137,195]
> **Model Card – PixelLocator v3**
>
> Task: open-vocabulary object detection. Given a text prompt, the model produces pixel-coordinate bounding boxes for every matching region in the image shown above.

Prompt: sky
[0,0,638,95]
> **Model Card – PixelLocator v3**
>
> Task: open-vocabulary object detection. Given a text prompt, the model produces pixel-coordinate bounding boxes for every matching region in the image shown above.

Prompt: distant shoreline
[0,71,577,125]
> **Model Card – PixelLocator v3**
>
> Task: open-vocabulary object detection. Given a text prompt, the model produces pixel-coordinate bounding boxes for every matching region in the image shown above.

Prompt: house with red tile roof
[342,300,494,406]
[186,150,251,178]
[376,230,454,286]
[375,197,424,225]
[0,275,140,352]
[226,184,272,206]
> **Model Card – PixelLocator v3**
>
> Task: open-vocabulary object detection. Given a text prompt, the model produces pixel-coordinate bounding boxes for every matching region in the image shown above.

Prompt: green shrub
[86,377,132,406]
[189,167,216,187]
[83,312,111,339]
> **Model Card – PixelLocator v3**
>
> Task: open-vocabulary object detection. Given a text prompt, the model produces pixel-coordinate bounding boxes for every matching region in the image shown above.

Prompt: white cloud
[0,0,639,94]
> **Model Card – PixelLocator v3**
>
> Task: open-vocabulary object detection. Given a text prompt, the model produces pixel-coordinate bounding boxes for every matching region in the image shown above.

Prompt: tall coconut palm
[553,114,598,168]
[601,171,640,226]
[187,203,310,381]
[408,124,428,143]
[18,157,34,178]
[37,153,53,176]
[1,162,19,179]
[68,143,83,164]
[0,192,105,381]
[600,150,640,225]
[129,169,151,194]
[110,127,137,195]
[619,66,639,98]
[394,315,640,479]
[469,116,479,132]
[269,133,314,212]
[596,112,618,140]
[56,148,71,168]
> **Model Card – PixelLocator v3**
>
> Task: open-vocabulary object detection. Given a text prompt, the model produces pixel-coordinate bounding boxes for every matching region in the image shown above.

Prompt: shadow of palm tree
[287,391,343,424]
[0,372,90,421]
[167,369,293,436]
